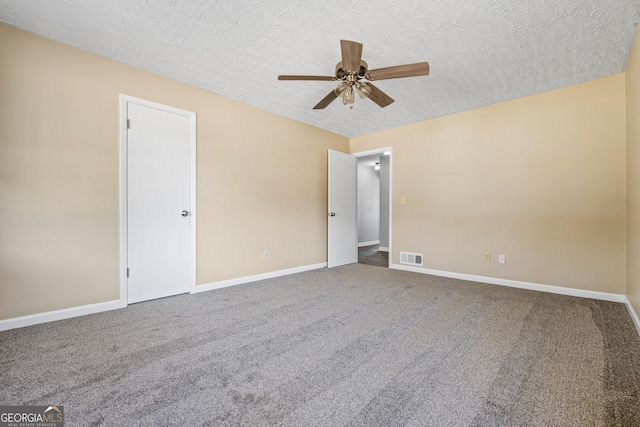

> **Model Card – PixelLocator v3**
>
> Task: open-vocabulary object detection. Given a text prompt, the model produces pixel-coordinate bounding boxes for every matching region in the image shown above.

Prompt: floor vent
[400,251,423,266]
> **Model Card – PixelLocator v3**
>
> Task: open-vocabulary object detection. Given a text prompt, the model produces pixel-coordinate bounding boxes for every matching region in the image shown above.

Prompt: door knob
[327,212,336,217]
[181,210,190,217]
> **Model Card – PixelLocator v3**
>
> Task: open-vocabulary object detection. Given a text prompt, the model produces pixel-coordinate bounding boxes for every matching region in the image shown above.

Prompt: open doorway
[354,148,392,268]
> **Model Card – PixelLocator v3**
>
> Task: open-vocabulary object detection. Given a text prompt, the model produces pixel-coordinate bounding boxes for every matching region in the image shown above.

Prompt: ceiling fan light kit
[355,81,371,99]
[278,40,429,110]
[342,85,355,105]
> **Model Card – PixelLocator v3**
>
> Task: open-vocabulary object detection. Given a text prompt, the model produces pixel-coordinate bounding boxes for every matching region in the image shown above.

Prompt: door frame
[118,94,197,306]
[352,146,393,265]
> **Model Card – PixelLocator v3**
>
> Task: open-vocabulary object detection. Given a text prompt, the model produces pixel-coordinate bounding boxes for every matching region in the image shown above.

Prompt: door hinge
[126,119,131,129]
[126,268,130,278]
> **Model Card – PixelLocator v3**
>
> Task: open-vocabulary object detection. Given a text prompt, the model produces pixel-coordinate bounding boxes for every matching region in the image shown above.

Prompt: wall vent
[400,251,423,266]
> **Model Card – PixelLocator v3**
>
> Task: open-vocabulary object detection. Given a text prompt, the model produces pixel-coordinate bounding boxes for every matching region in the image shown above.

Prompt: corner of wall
[625,25,640,327]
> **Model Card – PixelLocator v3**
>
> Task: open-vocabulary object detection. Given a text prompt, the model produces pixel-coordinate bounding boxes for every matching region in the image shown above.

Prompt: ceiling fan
[278,40,429,109]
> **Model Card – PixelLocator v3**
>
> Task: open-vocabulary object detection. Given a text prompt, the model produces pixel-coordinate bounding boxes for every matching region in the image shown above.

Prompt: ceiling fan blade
[367,83,394,108]
[313,90,339,109]
[278,75,337,81]
[341,40,363,73]
[367,62,430,81]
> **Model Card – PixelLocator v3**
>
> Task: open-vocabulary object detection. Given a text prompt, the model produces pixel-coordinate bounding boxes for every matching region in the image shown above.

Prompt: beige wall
[351,75,626,293]
[0,24,348,320]
[1,22,633,323]
[627,28,640,318]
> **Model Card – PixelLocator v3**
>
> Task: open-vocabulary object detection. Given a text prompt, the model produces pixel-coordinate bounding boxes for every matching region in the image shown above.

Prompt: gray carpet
[1,264,640,426]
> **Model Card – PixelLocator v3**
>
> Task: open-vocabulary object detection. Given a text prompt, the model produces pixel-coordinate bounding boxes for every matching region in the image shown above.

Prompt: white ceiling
[1,0,639,137]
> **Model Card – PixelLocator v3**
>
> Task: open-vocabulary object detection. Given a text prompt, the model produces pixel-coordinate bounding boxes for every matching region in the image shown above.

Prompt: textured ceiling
[1,0,639,137]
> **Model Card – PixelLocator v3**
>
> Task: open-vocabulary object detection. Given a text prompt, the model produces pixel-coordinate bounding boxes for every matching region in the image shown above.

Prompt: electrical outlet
[498,254,506,264]
[484,252,491,262]
[263,250,268,259]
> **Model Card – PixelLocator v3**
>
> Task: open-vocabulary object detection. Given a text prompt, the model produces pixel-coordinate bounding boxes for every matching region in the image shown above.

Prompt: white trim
[188,105,197,294]
[390,263,626,303]
[353,147,393,158]
[625,297,640,336]
[0,300,124,332]
[379,247,389,252]
[3,265,634,336]
[352,146,393,267]
[119,94,197,305]
[195,263,327,293]
[358,240,380,247]
[119,95,128,308]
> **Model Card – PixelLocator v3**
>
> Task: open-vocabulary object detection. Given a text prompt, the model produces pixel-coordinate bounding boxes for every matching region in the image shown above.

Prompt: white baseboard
[0,299,125,332]
[390,263,626,303]
[195,262,327,293]
[625,297,640,336]
[358,240,380,248]
[378,247,389,252]
[0,263,327,332]
[6,264,634,337]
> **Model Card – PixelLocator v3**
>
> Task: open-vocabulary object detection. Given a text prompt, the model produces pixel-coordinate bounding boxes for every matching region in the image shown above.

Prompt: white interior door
[126,101,193,303]
[328,149,357,267]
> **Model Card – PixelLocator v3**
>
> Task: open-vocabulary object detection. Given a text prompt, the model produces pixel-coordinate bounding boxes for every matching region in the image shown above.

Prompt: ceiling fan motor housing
[335,60,368,80]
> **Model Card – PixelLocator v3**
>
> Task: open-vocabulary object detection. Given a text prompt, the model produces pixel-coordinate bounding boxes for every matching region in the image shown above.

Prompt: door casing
[353,147,393,265]
[327,147,393,268]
